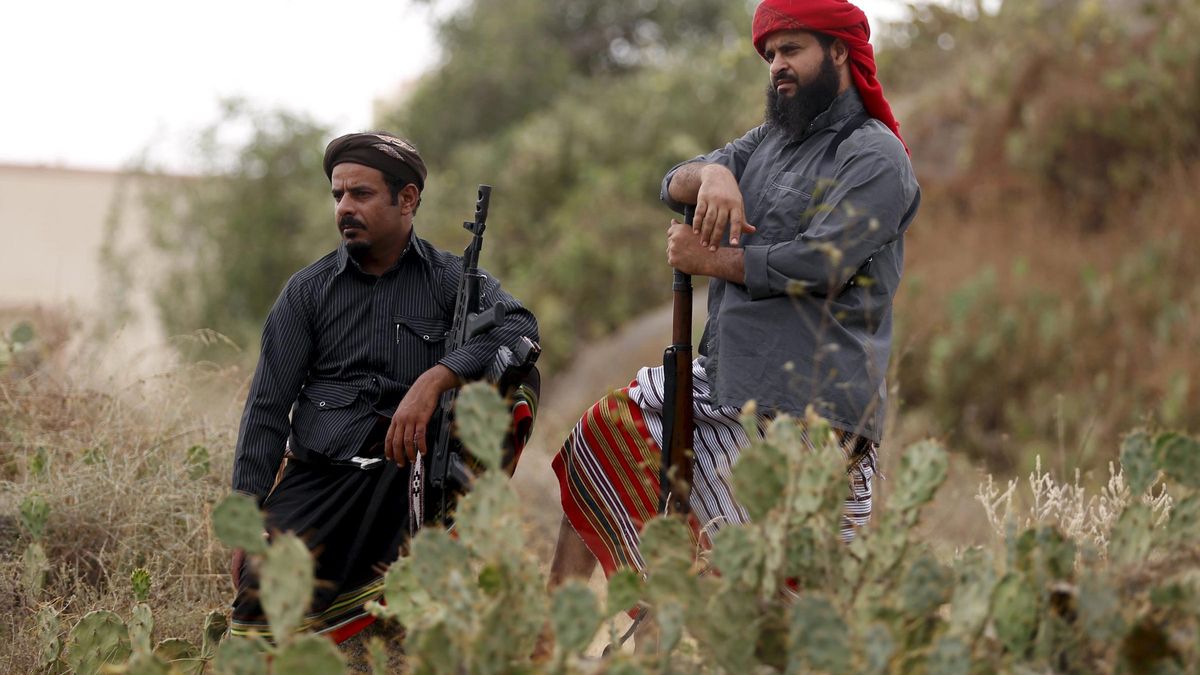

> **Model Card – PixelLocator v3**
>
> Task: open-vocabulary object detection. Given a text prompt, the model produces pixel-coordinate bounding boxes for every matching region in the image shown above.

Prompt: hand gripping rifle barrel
[659,205,695,517]
[428,186,504,521]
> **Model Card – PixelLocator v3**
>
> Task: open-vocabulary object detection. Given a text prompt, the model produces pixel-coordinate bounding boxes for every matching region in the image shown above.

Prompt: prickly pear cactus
[65,610,132,675]
[606,569,644,617]
[639,517,696,600]
[1157,432,1200,489]
[20,492,50,539]
[211,493,268,555]
[185,444,211,479]
[926,636,972,675]
[260,533,314,641]
[789,594,850,674]
[888,441,948,520]
[368,636,389,675]
[1119,430,1158,494]
[131,567,152,603]
[991,573,1039,657]
[22,541,49,599]
[153,638,201,674]
[731,425,788,521]
[454,381,509,471]
[711,526,765,591]
[123,651,172,675]
[1077,573,1126,642]
[211,636,268,675]
[1163,495,1200,547]
[274,634,345,667]
[200,610,228,660]
[1108,503,1152,565]
[898,551,953,619]
[946,548,997,640]
[551,581,602,657]
[858,622,895,675]
[36,605,64,672]
[129,603,154,654]
[455,470,523,562]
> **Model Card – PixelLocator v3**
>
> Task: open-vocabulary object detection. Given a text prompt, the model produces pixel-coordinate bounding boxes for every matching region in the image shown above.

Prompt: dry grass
[0,321,246,673]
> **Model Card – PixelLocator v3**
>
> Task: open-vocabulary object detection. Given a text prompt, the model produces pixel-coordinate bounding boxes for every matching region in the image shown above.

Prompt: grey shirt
[661,89,920,442]
[231,234,538,501]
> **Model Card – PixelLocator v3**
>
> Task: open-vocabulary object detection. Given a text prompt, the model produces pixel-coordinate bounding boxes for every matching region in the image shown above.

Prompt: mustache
[339,215,366,230]
[773,72,798,88]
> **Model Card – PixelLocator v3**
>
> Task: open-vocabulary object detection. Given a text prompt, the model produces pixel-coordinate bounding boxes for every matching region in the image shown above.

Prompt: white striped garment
[629,359,876,544]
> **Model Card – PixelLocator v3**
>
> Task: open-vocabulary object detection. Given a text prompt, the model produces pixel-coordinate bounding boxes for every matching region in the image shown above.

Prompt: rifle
[659,204,696,516]
[603,204,698,656]
[420,185,540,530]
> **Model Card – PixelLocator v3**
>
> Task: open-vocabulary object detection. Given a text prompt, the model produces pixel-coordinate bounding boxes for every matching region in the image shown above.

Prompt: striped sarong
[551,359,875,579]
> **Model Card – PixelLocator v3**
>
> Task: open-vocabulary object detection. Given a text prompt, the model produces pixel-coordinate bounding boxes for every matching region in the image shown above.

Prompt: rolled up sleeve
[660,125,768,214]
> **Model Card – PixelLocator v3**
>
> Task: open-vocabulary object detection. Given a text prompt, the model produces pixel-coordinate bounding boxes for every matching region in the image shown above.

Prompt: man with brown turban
[548,0,921,630]
[229,131,539,644]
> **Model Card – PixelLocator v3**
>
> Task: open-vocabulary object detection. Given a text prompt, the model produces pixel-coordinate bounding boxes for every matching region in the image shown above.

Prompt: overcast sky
[0,0,909,173]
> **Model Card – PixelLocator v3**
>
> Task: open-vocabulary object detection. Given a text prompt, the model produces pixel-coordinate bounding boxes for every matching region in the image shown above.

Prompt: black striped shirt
[231,234,538,500]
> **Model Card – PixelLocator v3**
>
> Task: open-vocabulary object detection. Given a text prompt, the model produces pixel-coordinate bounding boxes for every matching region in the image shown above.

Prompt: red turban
[752,0,908,154]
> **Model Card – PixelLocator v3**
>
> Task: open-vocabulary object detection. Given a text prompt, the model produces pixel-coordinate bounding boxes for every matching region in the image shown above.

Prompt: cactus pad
[212,636,269,675]
[552,581,602,656]
[260,533,314,641]
[129,603,154,654]
[65,610,132,675]
[454,382,509,470]
[1119,430,1158,494]
[211,493,267,555]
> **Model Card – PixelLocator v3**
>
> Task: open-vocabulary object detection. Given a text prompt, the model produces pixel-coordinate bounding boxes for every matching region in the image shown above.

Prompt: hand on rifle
[386,364,460,466]
[667,221,747,284]
[694,164,755,250]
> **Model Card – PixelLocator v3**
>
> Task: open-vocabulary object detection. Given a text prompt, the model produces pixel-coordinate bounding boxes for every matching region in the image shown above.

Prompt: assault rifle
[423,185,540,528]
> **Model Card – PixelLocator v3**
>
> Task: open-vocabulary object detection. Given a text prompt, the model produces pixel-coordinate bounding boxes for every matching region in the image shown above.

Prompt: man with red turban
[547,0,921,647]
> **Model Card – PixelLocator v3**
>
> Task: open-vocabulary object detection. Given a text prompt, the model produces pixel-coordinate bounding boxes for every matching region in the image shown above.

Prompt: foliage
[117,99,333,360]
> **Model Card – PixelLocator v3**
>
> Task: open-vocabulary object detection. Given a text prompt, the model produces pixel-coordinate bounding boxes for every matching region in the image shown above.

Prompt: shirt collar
[805,87,867,138]
[334,227,431,276]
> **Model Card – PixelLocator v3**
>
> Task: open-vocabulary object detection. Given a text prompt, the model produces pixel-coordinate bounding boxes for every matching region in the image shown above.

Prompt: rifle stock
[660,205,695,516]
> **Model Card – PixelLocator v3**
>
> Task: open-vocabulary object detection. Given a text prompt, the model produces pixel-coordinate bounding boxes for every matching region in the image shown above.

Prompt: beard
[339,215,372,256]
[764,51,841,139]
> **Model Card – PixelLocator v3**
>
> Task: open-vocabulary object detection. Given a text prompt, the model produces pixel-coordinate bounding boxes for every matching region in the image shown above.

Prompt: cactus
[1157,432,1200,489]
[454,381,509,470]
[946,548,997,640]
[1075,572,1126,643]
[1120,430,1158,494]
[20,492,50,539]
[153,638,201,674]
[455,471,523,561]
[926,636,971,675]
[36,605,64,672]
[211,636,269,675]
[129,603,154,654]
[1108,504,1152,566]
[200,610,228,660]
[731,424,788,521]
[185,444,211,479]
[690,582,760,674]
[898,551,953,619]
[888,441,948,521]
[1162,495,1200,547]
[22,542,50,599]
[131,567,152,603]
[65,610,132,675]
[640,517,696,601]
[29,445,48,477]
[368,636,390,675]
[551,581,602,656]
[123,651,172,675]
[789,594,849,674]
[606,568,645,618]
[991,573,1039,657]
[260,533,314,641]
[858,622,895,675]
[211,493,267,555]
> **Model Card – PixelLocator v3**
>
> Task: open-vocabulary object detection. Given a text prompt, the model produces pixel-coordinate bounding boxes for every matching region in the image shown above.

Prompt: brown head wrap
[323,132,428,189]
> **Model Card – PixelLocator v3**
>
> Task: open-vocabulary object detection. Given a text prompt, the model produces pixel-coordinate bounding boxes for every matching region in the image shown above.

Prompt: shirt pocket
[300,381,359,410]
[756,170,820,243]
[393,313,451,375]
